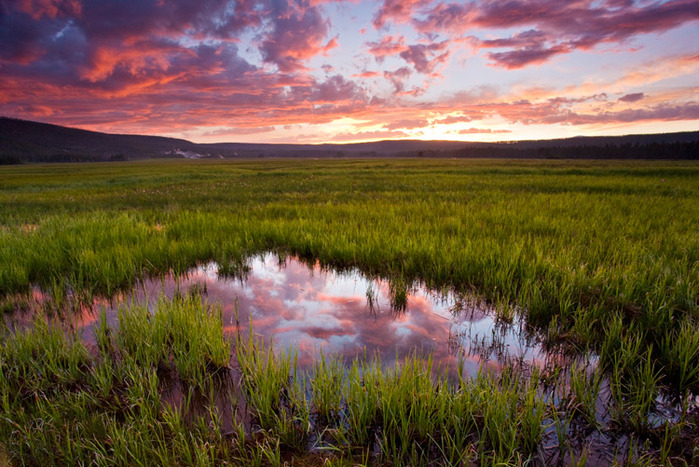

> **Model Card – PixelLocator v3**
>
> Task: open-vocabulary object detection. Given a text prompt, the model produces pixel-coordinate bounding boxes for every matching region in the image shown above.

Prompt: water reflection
[69,253,563,375]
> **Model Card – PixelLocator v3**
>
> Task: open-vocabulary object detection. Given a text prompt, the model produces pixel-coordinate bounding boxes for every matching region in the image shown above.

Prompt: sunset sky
[1,0,698,143]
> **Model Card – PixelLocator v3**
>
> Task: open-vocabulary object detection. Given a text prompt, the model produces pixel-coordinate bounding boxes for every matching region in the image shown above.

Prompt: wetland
[0,158,697,465]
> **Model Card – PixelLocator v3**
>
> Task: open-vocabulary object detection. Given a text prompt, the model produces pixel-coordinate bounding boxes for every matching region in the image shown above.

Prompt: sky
[1,0,698,144]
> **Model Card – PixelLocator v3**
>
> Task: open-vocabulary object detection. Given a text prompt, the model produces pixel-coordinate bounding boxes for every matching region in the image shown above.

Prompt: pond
[50,252,588,377]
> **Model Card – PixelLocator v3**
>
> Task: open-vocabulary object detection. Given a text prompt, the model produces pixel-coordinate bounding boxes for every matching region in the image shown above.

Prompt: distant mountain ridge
[1,117,697,163]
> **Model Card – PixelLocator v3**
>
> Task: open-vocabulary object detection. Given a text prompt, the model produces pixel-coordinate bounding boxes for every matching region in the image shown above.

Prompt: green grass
[0,296,235,465]
[1,158,698,464]
[1,293,698,464]
[0,295,550,465]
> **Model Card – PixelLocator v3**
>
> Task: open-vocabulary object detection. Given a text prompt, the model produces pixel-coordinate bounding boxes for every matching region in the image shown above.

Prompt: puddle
[4,253,693,463]
[11,252,586,376]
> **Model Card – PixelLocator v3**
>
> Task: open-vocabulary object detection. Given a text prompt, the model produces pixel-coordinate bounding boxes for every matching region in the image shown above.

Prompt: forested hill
[1,117,697,163]
[0,117,199,163]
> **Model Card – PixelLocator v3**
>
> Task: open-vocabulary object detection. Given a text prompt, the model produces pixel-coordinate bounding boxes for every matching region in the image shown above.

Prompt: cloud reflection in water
[79,253,553,375]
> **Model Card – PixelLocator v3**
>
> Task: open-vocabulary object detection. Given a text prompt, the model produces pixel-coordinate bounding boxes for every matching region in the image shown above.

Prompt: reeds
[0,295,234,465]
[232,321,554,465]
[2,291,696,464]
[1,158,697,463]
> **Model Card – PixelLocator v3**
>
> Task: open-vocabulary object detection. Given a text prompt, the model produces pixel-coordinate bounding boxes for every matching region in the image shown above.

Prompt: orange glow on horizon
[1,0,697,143]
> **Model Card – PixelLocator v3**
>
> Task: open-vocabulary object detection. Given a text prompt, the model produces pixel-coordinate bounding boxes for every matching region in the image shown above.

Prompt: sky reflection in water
[80,253,555,375]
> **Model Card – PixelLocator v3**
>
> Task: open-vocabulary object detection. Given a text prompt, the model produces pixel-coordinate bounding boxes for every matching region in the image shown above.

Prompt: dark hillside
[0,117,200,162]
[1,117,697,162]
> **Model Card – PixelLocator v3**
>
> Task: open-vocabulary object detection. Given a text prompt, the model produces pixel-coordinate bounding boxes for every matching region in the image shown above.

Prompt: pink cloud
[308,74,368,103]
[493,98,699,126]
[383,66,412,93]
[366,34,450,75]
[201,126,275,137]
[373,0,430,28]
[618,92,645,103]
[331,129,409,141]
[1,0,697,142]
[260,3,337,72]
[399,41,450,74]
[485,44,571,69]
[458,127,512,134]
[298,325,355,340]
[14,0,82,19]
[383,118,429,130]
[477,0,699,66]
[478,29,548,49]
[352,71,381,78]
[433,114,473,125]
[546,94,609,105]
[366,35,407,60]
[471,0,699,37]
[378,0,699,68]
[413,2,473,33]
[557,103,699,125]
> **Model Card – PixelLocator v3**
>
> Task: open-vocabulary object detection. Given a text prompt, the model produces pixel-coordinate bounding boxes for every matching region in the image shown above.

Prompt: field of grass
[1,158,698,464]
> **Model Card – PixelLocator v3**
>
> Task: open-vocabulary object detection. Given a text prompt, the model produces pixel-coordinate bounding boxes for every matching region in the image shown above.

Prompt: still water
[5,254,683,464]
[67,253,574,375]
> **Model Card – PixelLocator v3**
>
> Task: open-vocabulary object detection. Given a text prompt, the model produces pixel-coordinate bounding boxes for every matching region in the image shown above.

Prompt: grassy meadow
[1,158,698,465]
